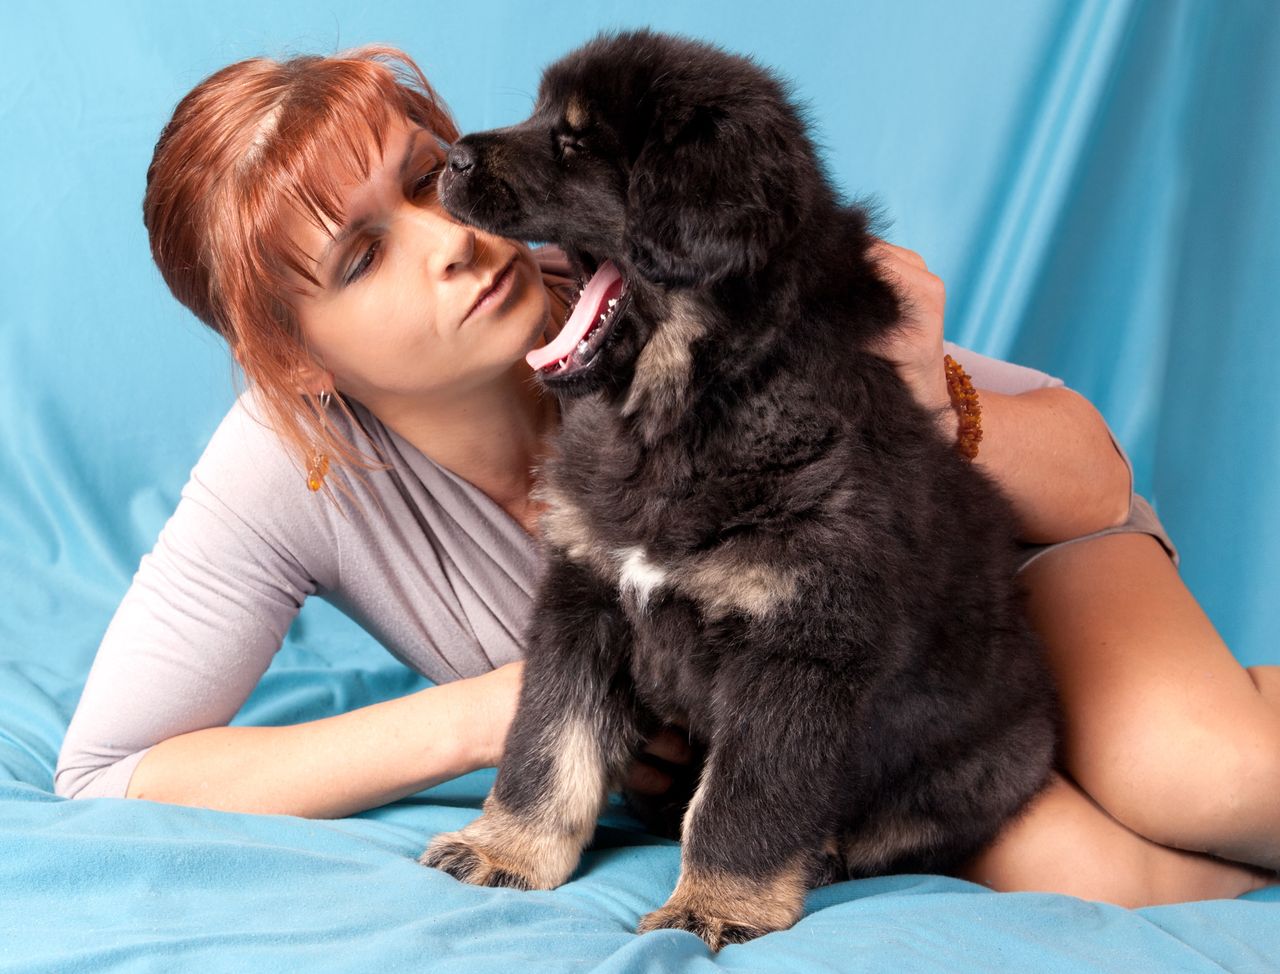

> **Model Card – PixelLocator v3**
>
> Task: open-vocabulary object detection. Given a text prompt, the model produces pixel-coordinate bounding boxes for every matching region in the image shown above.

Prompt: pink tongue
[527,260,623,371]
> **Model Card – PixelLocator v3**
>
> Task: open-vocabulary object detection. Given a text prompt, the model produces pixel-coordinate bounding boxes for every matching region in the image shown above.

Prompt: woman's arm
[868,241,1131,543]
[57,394,523,816]
[126,662,522,818]
[955,386,1131,543]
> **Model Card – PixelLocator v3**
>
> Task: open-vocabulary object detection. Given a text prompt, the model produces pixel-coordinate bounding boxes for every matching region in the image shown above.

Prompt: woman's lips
[463,256,519,324]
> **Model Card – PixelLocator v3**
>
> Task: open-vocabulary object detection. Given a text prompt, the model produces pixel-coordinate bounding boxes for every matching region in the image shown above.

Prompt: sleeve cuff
[1097,411,1136,526]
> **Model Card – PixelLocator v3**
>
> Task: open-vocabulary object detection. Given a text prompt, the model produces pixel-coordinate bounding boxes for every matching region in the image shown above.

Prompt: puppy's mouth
[527,260,628,378]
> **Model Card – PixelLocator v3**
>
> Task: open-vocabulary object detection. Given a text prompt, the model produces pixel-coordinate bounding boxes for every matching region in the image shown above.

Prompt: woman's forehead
[284,116,445,265]
[322,115,438,217]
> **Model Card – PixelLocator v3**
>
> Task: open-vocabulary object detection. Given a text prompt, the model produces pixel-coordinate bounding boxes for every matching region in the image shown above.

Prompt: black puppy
[422,30,1059,949]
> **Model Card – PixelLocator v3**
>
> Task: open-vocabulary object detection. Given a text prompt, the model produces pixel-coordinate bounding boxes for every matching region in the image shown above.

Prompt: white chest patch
[616,546,668,610]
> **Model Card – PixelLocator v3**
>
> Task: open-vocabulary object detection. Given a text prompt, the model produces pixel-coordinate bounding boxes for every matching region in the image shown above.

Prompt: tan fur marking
[676,553,800,620]
[679,761,712,841]
[422,716,610,890]
[545,716,609,837]
[536,483,593,557]
[644,767,807,947]
[622,294,707,436]
[839,817,943,875]
[638,859,809,945]
[534,483,614,575]
[540,478,799,620]
[421,798,579,890]
[565,96,588,130]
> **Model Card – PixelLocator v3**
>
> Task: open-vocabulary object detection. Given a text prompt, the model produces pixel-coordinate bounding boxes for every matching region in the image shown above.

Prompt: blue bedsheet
[2,638,1278,973]
[3,0,1278,970]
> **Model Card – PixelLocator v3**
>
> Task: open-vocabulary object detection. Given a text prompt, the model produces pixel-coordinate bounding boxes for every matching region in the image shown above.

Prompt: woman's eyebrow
[315,128,430,275]
[397,127,428,178]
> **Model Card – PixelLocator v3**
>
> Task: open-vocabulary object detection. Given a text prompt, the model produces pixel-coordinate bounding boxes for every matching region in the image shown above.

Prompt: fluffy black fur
[423,30,1060,948]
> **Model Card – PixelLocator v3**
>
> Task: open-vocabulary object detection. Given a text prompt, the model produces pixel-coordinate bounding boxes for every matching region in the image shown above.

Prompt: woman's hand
[866,239,957,437]
[476,661,693,797]
[625,725,694,796]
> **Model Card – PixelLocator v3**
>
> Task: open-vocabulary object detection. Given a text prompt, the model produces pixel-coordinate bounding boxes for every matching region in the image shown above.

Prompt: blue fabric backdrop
[1,1,1277,971]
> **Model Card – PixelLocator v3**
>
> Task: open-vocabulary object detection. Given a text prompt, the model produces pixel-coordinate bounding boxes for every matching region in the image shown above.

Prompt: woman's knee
[954,772,1271,907]
[1067,695,1280,857]
[1018,533,1280,861]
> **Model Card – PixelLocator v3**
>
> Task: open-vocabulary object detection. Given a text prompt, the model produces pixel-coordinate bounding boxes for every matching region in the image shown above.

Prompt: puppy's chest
[536,464,801,627]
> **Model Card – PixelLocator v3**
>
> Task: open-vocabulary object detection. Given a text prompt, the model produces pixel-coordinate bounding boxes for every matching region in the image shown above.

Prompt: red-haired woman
[55,46,1278,907]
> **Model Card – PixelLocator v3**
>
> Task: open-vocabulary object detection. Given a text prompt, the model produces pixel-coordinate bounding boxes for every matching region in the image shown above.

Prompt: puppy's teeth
[607,298,617,308]
[577,339,590,354]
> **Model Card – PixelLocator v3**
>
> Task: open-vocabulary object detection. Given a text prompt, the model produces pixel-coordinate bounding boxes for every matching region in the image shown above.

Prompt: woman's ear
[291,360,334,397]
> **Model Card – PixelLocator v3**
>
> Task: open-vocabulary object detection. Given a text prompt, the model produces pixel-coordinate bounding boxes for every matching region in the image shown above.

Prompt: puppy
[422,30,1059,950]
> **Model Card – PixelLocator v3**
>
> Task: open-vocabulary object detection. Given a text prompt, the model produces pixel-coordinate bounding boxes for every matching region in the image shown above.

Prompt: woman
[55,45,1277,907]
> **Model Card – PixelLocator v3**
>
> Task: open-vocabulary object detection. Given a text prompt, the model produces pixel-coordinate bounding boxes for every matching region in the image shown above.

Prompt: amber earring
[306,390,332,492]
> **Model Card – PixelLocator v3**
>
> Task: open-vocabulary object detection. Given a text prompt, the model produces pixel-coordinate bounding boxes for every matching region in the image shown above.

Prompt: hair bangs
[254,53,449,295]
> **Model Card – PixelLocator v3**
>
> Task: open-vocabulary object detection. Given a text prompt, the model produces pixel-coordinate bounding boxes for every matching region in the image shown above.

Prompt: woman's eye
[413,167,442,197]
[345,240,380,285]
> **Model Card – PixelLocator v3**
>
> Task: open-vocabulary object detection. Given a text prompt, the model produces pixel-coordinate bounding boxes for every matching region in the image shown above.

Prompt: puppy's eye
[556,131,586,158]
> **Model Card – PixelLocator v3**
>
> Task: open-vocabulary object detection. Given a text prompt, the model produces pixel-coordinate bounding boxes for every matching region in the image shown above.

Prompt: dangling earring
[306,390,332,492]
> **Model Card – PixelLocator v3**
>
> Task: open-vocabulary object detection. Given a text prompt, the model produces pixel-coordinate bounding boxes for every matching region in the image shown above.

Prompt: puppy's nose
[447,142,476,175]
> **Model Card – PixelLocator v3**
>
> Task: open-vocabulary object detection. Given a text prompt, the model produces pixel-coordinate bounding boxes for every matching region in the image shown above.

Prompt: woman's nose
[429,216,476,278]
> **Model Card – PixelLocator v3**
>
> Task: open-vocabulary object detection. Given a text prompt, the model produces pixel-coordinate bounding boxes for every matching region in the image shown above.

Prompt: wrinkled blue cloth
[1,0,1277,971]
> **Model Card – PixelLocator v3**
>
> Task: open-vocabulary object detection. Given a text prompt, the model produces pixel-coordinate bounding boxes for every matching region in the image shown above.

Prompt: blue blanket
[3,0,1278,970]
[2,638,1278,971]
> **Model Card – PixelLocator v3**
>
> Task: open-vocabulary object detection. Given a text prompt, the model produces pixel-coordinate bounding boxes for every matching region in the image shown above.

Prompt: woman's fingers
[864,239,952,416]
[869,238,928,271]
[640,726,693,765]
[870,241,941,302]
[625,761,675,796]
[625,726,692,797]
[868,239,946,324]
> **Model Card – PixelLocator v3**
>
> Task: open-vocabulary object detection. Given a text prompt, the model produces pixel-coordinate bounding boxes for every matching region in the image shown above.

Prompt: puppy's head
[440,30,825,395]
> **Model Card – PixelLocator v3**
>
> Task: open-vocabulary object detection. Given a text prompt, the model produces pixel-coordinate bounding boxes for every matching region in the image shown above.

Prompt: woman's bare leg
[957,771,1271,906]
[1016,532,1280,871]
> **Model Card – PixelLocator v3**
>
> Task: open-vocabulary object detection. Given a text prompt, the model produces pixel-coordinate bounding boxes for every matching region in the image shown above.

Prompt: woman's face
[285,113,550,406]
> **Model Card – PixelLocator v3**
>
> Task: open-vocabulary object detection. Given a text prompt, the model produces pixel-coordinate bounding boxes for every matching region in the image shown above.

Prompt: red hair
[142,45,460,490]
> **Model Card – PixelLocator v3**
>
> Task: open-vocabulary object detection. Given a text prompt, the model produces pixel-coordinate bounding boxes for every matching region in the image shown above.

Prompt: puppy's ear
[625,103,802,289]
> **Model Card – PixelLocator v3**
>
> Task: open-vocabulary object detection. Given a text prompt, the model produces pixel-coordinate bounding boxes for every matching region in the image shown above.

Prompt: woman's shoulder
[183,389,360,581]
[196,388,314,498]
[531,244,577,300]
[200,387,382,490]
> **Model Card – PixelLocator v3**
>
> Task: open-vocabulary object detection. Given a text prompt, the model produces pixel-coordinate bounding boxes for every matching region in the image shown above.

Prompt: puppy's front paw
[419,827,534,890]
[637,866,806,950]
[419,803,587,890]
[638,904,766,951]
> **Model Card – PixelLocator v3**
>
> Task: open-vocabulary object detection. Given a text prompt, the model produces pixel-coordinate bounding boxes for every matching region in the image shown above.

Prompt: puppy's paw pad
[637,905,765,951]
[419,834,533,890]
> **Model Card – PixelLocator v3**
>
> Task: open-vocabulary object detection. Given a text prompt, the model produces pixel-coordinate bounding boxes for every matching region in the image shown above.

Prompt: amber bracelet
[943,354,983,460]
